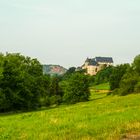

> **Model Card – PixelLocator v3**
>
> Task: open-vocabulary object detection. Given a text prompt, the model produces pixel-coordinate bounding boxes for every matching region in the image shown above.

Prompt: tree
[66,67,76,74]
[0,53,44,111]
[95,66,113,85]
[134,82,140,93]
[50,77,60,96]
[36,74,51,106]
[0,53,4,78]
[118,70,139,95]
[63,73,90,104]
[111,55,140,95]
[49,76,63,105]
[62,67,76,80]
[132,54,140,74]
[109,64,130,90]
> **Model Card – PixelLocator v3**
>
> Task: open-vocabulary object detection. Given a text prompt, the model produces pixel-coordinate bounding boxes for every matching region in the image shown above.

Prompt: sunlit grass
[0,84,140,140]
[90,83,110,90]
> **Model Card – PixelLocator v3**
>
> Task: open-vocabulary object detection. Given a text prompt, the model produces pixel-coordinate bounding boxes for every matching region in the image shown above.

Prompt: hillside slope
[1,87,140,140]
[43,65,67,76]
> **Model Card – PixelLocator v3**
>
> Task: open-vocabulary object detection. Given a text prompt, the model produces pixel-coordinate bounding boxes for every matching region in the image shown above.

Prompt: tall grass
[0,85,140,140]
[90,83,110,90]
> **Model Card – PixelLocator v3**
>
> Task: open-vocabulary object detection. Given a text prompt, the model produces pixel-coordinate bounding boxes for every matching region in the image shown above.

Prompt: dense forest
[92,54,140,95]
[0,53,90,112]
[0,52,140,113]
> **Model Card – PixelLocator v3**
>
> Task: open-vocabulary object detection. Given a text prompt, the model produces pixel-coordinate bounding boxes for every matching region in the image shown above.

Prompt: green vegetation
[111,55,140,95]
[62,73,90,104]
[90,83,110,90]
[1,85,140,140]
[1,53,140,139]
[0,53,90,112]
[109,64,130,90]
[92,54,140,96]
[0,53,44,111]
[94,66,113,85]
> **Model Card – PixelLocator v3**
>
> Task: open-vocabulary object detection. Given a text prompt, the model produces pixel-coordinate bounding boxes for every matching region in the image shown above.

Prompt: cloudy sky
[0,0,140,68]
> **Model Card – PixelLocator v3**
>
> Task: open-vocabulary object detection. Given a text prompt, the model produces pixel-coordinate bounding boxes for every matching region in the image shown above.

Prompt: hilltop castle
[82,57,113,75]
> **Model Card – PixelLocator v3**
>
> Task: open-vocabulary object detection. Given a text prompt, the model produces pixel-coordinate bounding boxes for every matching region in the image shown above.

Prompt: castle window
[95,68,97,72]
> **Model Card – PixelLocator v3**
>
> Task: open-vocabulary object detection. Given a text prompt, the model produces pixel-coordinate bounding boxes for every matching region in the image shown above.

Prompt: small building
[82,57,113,75]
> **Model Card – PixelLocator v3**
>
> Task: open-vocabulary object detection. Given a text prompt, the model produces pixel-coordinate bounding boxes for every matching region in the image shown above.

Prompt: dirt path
[121,134,140,140]
[91,89,111,93]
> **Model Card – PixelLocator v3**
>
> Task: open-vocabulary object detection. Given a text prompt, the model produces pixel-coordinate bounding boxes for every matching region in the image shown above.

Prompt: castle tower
[84,57,90,67]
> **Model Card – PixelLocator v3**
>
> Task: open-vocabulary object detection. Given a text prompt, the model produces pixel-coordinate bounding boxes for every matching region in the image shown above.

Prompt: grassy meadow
[90,83,110,90]
[0,84,140,140]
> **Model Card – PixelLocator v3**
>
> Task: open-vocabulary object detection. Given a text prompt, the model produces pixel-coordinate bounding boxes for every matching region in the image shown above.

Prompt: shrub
[63,73,90,104]
[118,72,138,96]
[132,54,140,74]
[109,64,130,90]
[134,82,140,93]
[95,66,113,85]
[49,95,62,105]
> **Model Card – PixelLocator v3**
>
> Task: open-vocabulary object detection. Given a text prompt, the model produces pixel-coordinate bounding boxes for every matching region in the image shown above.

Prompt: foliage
[134,82,140,93]
[132,54,140,74]
[85,75,95,86]
[118,71,139,95]
[62,67,76,80]
[63,73,90,104]
[0,53,4,78]
[1,89,140,140]
[111,55,140,95]
[49,76,63,104]
[66,67,76,74]
[49,95,62,105]
[0,53,43,111]
[50,76,60,96]
[0,53,91,112]
[109,64,130,90]
[94,66,113,85]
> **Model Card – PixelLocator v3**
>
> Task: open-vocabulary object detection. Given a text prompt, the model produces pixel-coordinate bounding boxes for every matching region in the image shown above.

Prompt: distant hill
[43,65,67,76]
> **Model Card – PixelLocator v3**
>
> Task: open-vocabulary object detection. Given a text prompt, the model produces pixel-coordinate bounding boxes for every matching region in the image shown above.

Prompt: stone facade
[82,57,113,75]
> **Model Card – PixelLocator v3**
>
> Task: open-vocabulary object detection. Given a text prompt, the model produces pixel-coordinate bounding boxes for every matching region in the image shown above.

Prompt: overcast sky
[0,0,140,68]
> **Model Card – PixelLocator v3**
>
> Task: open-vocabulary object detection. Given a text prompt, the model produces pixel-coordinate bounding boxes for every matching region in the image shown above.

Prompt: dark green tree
[111,55,140,95]
[109,64,130,90]
[63,73,90,104]
[49,76,62,105]
[118,70,139,95]
[62,67,76,80]
[95,66,113,85]
[132,54,140,74]
[0,53,44,111]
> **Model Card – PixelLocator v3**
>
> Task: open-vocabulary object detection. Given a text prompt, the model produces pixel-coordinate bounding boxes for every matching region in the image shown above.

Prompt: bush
[63,73,90,104]
[109,64,130,90]
[95,66,113,85]
[0,53,47,112]
[134,82,140,93]
[117,72,138,96]
[132,54,140,74]
[49,95,62,105]
[0,89,7,112]
[39,96,50,107]
[111,55,140,96]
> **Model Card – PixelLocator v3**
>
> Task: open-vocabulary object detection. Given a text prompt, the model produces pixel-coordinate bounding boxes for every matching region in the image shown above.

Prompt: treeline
[1,53,139,112]
[0,53,90,112]
[91,54,140,95]
[110,55,140,95]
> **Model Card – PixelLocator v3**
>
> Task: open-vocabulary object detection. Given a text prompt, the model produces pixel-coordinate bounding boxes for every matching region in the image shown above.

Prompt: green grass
[1,85,140,140]
[90,82,110,90]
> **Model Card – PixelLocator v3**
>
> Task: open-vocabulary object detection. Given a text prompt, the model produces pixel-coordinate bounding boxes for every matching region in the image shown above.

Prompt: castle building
[82,57,113,75]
